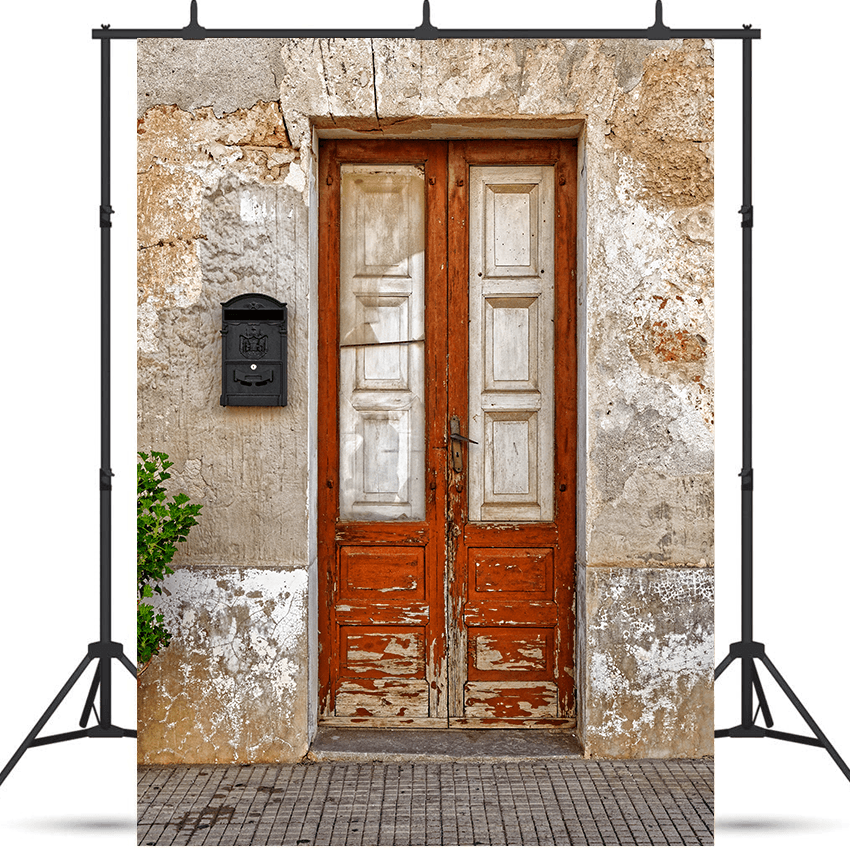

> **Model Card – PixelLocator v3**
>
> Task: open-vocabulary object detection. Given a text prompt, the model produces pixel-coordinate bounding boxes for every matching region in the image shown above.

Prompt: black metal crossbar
[91,1,761,41]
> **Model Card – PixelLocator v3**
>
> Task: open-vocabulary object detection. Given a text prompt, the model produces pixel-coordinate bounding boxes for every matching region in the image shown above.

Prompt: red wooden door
[446,141,577,725]
[318,139,576,727]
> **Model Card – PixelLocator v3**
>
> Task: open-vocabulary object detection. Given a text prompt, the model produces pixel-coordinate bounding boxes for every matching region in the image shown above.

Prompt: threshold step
[309,727,583,762]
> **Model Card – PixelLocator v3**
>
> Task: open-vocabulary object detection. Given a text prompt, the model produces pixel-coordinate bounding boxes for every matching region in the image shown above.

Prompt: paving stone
[138,758,713,845]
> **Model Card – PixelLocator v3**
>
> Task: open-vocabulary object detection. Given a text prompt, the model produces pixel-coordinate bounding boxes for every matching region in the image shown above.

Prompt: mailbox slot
[220,293,287,407]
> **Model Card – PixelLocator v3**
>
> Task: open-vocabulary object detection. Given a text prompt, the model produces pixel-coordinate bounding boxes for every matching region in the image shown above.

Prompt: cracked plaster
[583,566,714,758]
[137,567,308,764]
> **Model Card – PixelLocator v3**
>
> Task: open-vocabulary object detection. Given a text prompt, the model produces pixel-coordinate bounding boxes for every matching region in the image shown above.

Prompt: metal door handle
[449,415,477,473]
[450,433,477,444]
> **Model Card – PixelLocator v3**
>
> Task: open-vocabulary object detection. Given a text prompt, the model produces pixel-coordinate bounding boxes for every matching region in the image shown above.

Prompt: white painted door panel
[338,165,426,521]
[467,166,555,523]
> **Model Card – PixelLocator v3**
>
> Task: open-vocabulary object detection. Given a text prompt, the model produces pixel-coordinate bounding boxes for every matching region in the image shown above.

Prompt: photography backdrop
[0,1,847,847]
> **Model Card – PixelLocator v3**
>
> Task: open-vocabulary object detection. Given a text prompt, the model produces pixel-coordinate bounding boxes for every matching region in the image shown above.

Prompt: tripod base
[715,641,850,782]
[0,641,136,787]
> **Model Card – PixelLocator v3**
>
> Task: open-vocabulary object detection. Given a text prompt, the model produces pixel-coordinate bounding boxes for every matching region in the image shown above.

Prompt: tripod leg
[714,651,735,680]
[80,661,102,727]
[0,652,95,787]
[751,663,773,728]
[760,652,850,783]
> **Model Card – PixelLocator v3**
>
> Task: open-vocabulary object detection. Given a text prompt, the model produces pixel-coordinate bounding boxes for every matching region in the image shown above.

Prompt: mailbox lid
[221,292,287,324]
[221,293,287,361]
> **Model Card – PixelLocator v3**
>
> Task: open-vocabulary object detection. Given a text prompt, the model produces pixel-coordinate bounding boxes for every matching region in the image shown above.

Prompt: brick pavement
[137,759,714,846]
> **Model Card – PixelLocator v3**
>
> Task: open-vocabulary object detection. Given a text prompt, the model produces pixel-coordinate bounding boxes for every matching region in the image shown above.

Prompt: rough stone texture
[138,36,714,763]
[138,39,289,119]
[583,42,714,570]
[138,101,307,567]
[582,566,714,759]
[137,567,308,764]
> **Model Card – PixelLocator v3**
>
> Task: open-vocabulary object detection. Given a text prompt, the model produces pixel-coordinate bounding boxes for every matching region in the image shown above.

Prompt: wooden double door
[318,139,577,727]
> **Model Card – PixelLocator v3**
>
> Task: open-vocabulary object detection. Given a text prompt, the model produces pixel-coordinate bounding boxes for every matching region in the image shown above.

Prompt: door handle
[449,415,477,473]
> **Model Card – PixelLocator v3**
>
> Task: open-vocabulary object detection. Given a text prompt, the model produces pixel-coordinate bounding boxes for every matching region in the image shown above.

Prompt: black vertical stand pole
[714,36,850,784]
[740,33,755,732]
[0,32,136,791]
[100,31,115,733]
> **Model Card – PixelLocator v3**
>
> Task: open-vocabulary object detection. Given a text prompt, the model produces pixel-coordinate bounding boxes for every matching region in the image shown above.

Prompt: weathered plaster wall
[137,93,315,761]
[584,567,713,758]
[137,568,308,764]
[138,36,713,763]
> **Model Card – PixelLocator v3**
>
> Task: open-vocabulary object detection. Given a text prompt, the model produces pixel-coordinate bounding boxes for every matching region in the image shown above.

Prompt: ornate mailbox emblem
[239,326,268,358]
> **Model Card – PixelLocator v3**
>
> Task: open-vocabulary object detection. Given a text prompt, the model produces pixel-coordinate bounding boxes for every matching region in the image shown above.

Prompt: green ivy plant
[137,451,202,676]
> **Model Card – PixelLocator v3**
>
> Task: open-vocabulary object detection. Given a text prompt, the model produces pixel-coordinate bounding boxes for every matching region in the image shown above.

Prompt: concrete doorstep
[309,728,585,762]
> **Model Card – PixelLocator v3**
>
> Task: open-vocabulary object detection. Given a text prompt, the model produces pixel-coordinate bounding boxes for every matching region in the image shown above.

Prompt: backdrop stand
[3,0,847,790]
[0,34,137,789]
[712,35,850,783]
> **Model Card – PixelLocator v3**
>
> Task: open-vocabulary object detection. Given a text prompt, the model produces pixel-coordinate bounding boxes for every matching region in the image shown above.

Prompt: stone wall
[138,36,713,762]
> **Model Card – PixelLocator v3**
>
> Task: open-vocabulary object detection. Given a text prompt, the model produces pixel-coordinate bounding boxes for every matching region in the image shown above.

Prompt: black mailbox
[220,293,287,407]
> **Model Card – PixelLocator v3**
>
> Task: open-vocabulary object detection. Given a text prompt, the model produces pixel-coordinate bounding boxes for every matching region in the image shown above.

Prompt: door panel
[467,165,555,523]
[319,141,448,723]
[447,141,576,726]
[319,139,575,728]
[336,163,431,716]
[338,165,426,521]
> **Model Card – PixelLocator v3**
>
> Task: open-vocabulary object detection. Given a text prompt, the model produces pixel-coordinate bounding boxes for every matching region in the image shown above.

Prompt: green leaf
[137,450,202,669]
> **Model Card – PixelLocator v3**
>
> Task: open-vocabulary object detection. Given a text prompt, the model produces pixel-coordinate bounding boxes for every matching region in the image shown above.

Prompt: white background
[0,1,847,847]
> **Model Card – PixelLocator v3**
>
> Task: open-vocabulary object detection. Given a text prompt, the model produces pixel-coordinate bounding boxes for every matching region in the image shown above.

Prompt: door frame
[317,138,578,726]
